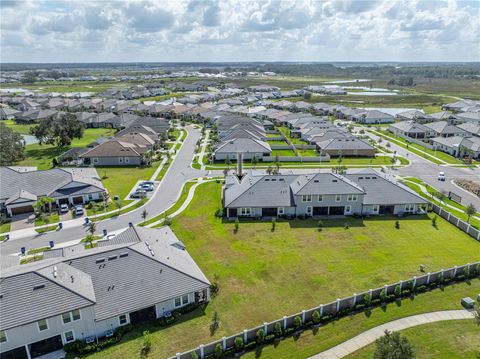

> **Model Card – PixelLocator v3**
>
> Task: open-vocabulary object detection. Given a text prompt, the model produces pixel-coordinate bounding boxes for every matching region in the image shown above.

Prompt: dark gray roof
[215,138,271,154]
[291,173,365,195]
[345,169,428,205]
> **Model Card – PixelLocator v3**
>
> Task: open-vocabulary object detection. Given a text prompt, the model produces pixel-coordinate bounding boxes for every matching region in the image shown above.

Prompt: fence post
[176,353,181,359]
[283,316,287,330]
[352,293,357,307]
[477,231,480,241]
[412,276,417,288]
[200,344,204,359]
[264,322,268,336]
[336,299,340,312]
[243,329,248,343]
[453,266,458,278]
[447,212,451,221]
[399,280,403,291]
[457,218,460,226]
[302,310,306,322]
[319,304,324,317]
[426,272,431,285]
[222,337,226,350]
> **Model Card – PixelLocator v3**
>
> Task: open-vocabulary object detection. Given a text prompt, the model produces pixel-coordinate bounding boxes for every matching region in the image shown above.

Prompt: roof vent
[119,252,129,258]
[33,284,45,290]
[53,266,57,278]
[96,258,105,264]
[108,255,118,261]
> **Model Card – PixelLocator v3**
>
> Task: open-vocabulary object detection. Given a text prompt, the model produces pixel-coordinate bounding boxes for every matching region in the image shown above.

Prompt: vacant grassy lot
[17,128,115,169]
[3,119,34,134]
[79,181,479,358]
[346,319,480,359]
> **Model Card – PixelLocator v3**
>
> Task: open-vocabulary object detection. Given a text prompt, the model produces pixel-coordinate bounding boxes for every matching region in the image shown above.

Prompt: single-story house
[388,121,434,139]
[214,138,272,161]
[424,121,468,138]
[431,136,480,159]
[352,110,394,124]
[80,140,150,166]
[314,137,376,157]
[0,167,105,216]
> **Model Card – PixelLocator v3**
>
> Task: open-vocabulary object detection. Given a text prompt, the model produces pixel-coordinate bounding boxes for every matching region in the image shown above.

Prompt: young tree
[465,203,477,223]
[114,199,122,215]
[437,191,446,204]
[374,330,414,359]
[251,156,258,169]
[266,166,273,175]
[0,123,25,165]
[30,113,84,147]
[87,221,96,236]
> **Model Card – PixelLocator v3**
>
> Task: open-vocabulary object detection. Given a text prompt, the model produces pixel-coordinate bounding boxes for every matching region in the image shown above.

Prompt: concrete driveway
[10,213,36,231]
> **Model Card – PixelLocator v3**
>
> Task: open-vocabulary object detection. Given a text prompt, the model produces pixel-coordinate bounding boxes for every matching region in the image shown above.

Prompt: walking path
[309,310,474,359]
[199,129,210,170]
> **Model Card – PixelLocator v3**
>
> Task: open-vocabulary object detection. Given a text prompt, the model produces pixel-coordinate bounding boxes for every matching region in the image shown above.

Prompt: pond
[22,134,39,145]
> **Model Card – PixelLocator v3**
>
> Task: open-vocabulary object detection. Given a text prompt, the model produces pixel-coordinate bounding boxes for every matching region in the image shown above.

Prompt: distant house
[352,110,394,124]
[214,138,271,161]
[395,110,433,123]
[0,107,20,120]
[314,137,376,157]
[80,140,150,166]
[424,121,468,138]
[0,167,105,216]
[388,121,434,139]
[431,136,480,159]
[0,226,210,359]
[223,169,426,218]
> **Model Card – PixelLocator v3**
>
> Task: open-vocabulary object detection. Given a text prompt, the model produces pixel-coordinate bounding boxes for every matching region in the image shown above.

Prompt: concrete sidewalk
[309,310,474,359]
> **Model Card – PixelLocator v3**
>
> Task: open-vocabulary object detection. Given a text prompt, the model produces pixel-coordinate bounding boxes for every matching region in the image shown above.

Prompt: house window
[72,309,81,321]
[345,205,352,214]
[62,312,71,324]
[119,314,128,326]
[302,195,312,202]
[0,330,6,343]
[93,158,99,164]
[119,157,123,163]
[38,319,48,331]
[347,194,357,202]
[240,208,251,216]
[182,294,189,305]
[306,206,312,216]
[373,205,379,213]
[125,157,129,163]
[174,297,181,308]
[278,207,284,215]
[318,195,323,202]
[64,331,75,343]
[335,195,341,202]
[405,204,415,213]
[88,194,93,201]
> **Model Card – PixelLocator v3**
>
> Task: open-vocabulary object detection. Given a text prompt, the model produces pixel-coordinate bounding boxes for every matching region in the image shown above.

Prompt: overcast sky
[1,0,479,63]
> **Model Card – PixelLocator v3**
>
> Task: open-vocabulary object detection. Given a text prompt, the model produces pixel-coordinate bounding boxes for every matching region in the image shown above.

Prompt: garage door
[379,205,395,215]
[10,205,34,215]
[313,207,329,216]
[262,208,277,217]
[329,206,345,215]
[73,196,83,204]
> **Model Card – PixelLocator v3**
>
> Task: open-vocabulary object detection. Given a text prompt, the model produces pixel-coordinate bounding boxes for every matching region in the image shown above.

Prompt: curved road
[0,125,208,256]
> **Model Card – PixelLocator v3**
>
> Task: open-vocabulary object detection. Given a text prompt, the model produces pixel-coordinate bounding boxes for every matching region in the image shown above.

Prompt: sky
[0,0,479,63]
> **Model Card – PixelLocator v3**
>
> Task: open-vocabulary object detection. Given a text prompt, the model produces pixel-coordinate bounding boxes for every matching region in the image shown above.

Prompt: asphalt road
[0,125,207,256]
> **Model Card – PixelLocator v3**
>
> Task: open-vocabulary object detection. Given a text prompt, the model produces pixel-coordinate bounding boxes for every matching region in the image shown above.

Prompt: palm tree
[114,199,122,215]
[102,192,110,211]
[87,221,96,236]
[141,209,148,222]
[251,156,258,169]
[465,203,477,223]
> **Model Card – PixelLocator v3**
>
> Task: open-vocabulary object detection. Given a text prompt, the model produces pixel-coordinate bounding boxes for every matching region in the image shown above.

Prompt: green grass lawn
[78,181,479,358]
[17,128,116,170]
[0,222,11,233]
[266,133,282,138]
[267,140,289,145]
[34,212,59,226]
[346,319,480,359]
[3,119,35,134]
[271,149,297,156]
[298,149,320,157]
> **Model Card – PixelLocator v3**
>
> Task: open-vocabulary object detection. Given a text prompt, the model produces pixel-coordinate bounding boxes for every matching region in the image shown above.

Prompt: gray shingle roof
[291,173,365,195]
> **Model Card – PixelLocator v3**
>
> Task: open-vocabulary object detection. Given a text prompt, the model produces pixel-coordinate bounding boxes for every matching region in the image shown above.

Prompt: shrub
[142,330,152,353]
[256,328,265,344]
[317,220,323,232]
[463,266,471,278]
[437,272,445,285]
[210,282,219,297]
[234,219,239,233]
[294,315,302,330]
[409,280,415,292]
[364,292,372,307]
[214,343,223,359]
[234,336,244,352]
[214,208,223,218]
[394,284,401,297]
[380,288,387,302]
[63,340,85,353]
[271,217,276,231]
[265,334,275,342]
[116,323,133,336]
[312,310,321,324]
[395,220,400,229]
[344,222,349,229]
[274,321,283,337]
[210,311,219,335]
[432,215,437,228]
[191,351,199,359]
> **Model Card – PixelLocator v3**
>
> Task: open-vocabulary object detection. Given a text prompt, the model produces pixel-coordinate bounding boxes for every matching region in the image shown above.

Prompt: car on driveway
[60,204,69,213]
[141,181,155,186]
[438,172,446,181]
[138,183,154,192]
[130,190,147,199]
[74,205,84,216]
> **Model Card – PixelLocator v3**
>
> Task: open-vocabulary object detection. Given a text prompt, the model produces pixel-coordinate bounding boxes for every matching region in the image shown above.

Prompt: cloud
[0,0,478,62]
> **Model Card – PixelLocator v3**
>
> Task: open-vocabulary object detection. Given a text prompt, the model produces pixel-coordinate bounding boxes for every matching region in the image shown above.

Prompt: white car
[74,205,84,216]
[60,204,69,213]
[437,172,446,181]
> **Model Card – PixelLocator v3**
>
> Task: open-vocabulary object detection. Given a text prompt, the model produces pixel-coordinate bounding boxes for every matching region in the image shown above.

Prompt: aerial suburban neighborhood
[0,1,479,359]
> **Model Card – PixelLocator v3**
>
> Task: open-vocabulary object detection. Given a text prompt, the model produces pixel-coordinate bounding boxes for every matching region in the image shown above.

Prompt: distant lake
[22,134,39,145]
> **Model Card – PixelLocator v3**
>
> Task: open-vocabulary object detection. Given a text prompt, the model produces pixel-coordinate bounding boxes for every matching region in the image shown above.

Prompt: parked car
[130,190,147,199]
[60,204,69,213]
[74,205,84,216]
[138,183,154,192]
[141,181,155,186]
[437,172,446,181]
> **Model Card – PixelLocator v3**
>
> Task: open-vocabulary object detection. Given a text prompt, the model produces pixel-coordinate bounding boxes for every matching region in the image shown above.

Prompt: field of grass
[2,119,35,134]
[267,140,289,145]
[79,181,479,358]
[271,149,297,156]
[0,222,11,233]
[17,128,115,170]
[346,319,480,359]
[298,149,320,157]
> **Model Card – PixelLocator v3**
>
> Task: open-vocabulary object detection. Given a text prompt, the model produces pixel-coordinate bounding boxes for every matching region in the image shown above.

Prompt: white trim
[302,195,312,202]
[118,313,129,326]
[318,195,323,202]
[345,205,352,215]
[306,206,313,216]
[335,194,342,202]
[63,330,75,344]
[62,312,72,324]
[277,207,284,215]
[182,294,189,305]
[174,297,182,308]
[239,207,251,216]
[372,205,379,214]
[125,157,130,163]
